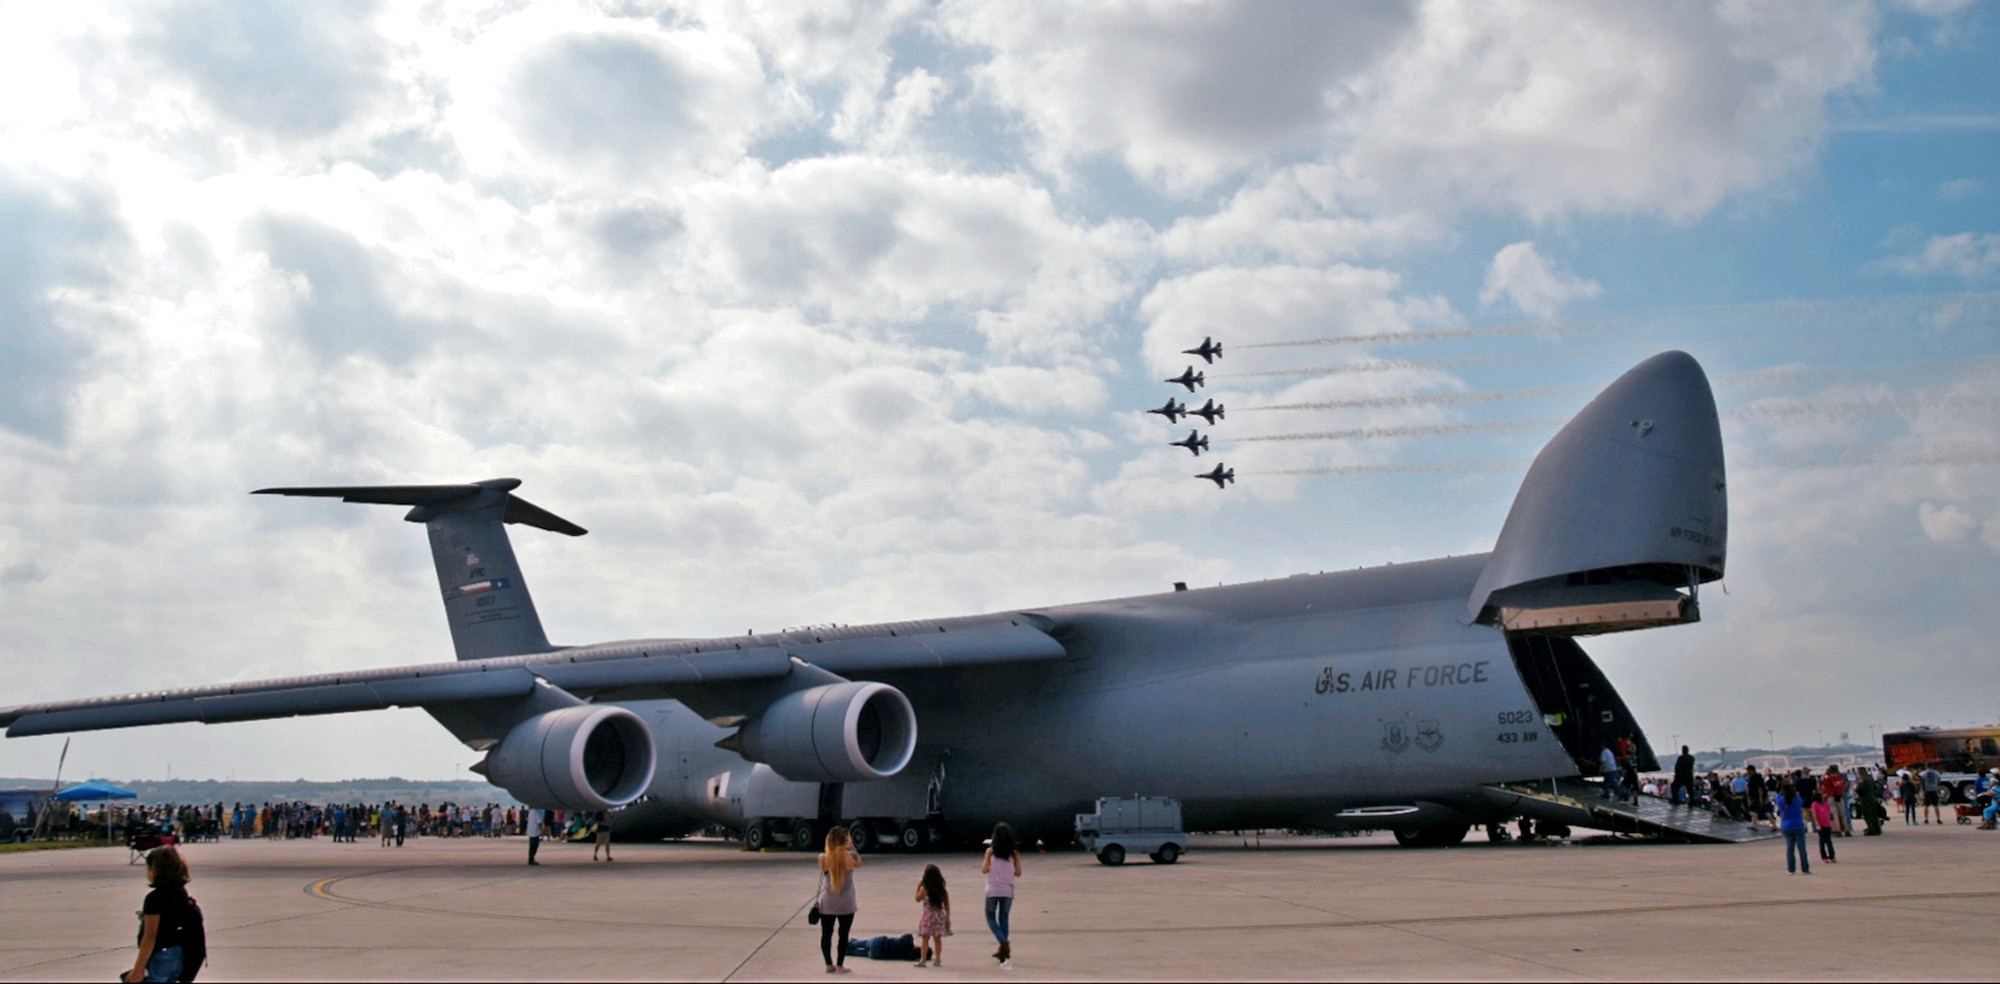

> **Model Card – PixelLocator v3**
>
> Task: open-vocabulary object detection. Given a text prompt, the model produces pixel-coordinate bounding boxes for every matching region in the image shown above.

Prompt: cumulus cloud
[1884,232,2000,281]
[676,156,1148,355]
[0,178,132,444]
[444,8,801,190]
[1479,242,1602,320]
[1918,501,1978,541]
[140,0,389,139]
[1335,2,1877,222]
[939,1,1414,193]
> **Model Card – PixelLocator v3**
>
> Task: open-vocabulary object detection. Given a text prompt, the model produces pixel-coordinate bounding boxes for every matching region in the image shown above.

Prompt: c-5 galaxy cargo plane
[1,352,1727,850]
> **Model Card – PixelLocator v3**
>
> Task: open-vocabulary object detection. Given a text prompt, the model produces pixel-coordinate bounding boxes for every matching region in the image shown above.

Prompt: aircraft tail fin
[254,478,585,661]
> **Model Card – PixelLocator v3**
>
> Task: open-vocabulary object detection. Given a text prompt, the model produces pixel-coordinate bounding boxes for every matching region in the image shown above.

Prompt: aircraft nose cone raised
[1467,350,1728,621]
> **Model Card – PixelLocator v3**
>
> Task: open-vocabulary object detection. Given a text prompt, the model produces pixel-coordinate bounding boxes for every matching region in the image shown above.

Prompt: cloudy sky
[2,1,1996,783]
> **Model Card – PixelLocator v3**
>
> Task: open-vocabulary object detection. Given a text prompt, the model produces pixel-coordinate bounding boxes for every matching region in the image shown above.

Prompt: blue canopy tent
[54,781,137,845]
[54,780,136,802]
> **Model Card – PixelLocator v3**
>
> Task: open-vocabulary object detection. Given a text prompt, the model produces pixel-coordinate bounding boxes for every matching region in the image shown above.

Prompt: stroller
[128,822,179,864]
[1958,791,1993,826]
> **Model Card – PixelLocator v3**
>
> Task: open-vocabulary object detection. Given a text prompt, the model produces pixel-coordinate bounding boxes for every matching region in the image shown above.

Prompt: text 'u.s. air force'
[1314,660,1491,695]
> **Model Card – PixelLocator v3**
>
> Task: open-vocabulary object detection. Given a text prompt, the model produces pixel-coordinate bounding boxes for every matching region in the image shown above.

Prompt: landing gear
[1393,824,1470,848]
[743,820,771,851]
[897,821,924,851]
[791,818,818,852]
[848,819,875,853]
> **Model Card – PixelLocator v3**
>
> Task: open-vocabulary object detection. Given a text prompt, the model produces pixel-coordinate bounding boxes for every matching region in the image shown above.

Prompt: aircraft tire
[848,819,875,854]
[791,819,818,852]
[897,822,924,852]
[1098,844,1125,866]
[1151,843,1180,864]
[1937,784,1954,806]
[1393,824,1470,848]
[744,820,770,851]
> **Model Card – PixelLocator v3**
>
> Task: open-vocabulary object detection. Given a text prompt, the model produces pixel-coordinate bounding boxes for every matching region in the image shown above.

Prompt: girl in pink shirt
[1811,796,1837,863]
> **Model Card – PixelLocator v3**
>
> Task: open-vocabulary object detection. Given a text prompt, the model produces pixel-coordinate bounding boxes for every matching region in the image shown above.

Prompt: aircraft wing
[0,615,1067,738]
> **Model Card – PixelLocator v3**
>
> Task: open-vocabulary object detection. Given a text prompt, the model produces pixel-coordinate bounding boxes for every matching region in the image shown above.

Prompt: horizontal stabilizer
[253,478,587,536]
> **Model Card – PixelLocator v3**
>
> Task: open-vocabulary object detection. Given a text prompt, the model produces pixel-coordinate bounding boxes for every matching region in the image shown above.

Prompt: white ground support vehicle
[1076,796,1187,866]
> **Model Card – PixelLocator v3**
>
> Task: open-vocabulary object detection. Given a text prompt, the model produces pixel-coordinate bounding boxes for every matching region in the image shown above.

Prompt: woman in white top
[981,822,1022,968]
[818,826,862,973]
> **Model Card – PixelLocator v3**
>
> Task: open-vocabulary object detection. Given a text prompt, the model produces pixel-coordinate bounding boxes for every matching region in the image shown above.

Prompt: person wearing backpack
[123,846,206,982]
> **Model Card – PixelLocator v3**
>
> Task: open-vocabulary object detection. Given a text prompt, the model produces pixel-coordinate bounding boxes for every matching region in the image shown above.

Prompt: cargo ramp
[1484,778,1780,844]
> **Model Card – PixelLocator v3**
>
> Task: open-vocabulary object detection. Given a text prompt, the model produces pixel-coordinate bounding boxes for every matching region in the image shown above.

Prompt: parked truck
[1075,796,1186,866]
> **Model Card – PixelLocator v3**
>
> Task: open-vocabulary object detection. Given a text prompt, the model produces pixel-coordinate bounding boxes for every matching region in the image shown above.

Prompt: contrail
[1248,462,1521,477]
[1230,419,1560,443]
[1252,448,2000,480]
[1744,445,2000,472]
[1216,350,1597,379]
[1727,394,2000,421]
[1237,323,1571,350]
[1241,385,1577,412]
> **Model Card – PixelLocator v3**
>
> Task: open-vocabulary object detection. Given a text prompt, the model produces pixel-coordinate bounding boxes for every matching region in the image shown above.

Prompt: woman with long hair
[817,825,862,973]
[124,847,201,982]
[981,822,1022,968]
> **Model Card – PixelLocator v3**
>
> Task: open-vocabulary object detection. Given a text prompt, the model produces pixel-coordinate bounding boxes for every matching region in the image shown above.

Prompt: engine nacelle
[487,705,657,810]
[735,682,917,784]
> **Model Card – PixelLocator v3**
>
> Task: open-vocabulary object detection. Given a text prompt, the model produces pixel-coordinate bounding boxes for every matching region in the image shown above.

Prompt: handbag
[808,871,824,925]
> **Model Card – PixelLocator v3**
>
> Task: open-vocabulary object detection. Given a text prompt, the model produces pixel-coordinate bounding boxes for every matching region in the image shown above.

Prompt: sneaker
[1000,960,1013,970]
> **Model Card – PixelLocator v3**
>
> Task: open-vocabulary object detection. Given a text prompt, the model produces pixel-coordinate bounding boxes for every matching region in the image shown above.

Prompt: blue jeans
[985,895,1012,944]
[143,944,183,982]
[1782,829,1810,873]
[1602,770,1621,798]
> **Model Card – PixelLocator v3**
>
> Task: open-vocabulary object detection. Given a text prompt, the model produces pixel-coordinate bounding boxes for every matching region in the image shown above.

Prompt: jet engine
[731,682,917,784]
[485,705,658,810]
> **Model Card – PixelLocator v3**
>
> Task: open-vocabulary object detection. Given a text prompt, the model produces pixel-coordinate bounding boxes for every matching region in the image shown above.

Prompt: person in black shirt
[125,846,202,982]
[1671,746,1696,808]
[1745,766,1769,831]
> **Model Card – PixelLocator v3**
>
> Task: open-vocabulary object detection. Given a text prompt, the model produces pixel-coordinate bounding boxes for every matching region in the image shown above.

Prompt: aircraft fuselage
[634,553,1626,840]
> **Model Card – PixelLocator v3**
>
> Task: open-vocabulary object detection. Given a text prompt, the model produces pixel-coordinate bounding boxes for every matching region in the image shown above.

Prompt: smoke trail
[1242,385,1577,412]
[1248,462,1522,477]
[1237,322,1570,350]
[1727,394,2000,422]
[1231,419,1560,443]
[1250,447,2000,480]
[1744,445,2000,472]
[1217,350,1597,380]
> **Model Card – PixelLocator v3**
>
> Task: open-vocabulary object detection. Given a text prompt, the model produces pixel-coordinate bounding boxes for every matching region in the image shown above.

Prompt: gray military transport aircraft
[1,351,1729,850]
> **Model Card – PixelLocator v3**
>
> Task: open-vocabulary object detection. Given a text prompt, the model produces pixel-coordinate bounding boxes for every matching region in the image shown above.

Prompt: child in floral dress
[914,863,952,967]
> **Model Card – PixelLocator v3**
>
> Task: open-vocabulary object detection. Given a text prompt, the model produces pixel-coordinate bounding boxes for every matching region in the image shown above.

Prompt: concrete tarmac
[2,822,1995,981]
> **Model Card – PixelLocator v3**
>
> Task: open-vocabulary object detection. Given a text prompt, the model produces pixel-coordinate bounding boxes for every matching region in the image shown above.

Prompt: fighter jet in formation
[1169,430,1209,456]
[1147,398,1187,423]
[1197,462,1235,489]
[1183,337,1223,364]
[1166,367,1206,392]
[1189,399,1225,426]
